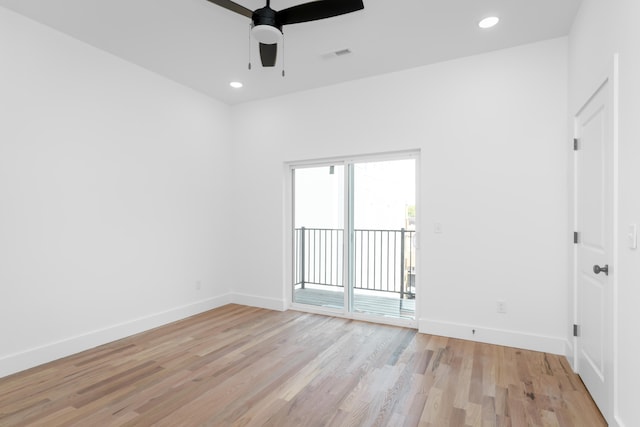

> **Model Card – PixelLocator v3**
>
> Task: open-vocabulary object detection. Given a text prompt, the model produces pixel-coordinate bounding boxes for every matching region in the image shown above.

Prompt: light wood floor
[0,305,605,426]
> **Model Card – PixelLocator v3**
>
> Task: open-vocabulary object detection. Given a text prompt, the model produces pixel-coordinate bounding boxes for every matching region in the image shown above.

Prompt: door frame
[284,150,420,329]
[571,54,619,424]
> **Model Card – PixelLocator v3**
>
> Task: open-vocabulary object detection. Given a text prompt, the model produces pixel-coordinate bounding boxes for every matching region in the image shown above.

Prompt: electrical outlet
[497,300,507,314]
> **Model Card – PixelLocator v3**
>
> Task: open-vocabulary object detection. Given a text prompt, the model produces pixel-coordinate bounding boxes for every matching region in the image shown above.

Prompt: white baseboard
[231,293,286,312]
[419,318,566,355]
[0,294,232,379]
[564,339,575,370]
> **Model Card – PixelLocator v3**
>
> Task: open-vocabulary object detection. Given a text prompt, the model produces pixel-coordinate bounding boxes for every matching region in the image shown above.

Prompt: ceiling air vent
[321,48,352,60]
[334,48,352,56]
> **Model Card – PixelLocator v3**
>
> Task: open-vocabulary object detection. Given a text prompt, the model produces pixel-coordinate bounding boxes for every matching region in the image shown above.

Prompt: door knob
[593,264,609,275]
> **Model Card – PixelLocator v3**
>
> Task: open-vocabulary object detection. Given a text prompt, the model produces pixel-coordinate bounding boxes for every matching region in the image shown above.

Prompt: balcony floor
[293,286,415,320]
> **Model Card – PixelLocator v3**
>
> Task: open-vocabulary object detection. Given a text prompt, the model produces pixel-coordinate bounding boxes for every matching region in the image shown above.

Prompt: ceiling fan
[205,0,364,67]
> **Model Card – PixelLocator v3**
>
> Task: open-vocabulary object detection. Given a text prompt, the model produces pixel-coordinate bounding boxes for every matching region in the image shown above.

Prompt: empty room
[0,0,638,426]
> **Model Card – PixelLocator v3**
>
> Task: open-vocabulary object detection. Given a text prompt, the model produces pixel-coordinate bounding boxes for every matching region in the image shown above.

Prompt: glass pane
[352,159,416,320]
[293,165,344,309]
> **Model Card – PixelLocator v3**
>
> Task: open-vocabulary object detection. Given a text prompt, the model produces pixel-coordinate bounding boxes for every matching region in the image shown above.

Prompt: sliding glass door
[351,159,416,319]
[291,155,417,324]
[292,164,345,310]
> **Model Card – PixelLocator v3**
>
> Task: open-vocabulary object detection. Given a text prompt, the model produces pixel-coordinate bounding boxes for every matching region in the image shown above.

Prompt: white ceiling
[0,0,581,105]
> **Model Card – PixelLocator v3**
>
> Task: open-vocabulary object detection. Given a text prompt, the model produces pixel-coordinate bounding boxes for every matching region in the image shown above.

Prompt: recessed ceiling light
[478,16,500,29]
[229,81,243,89]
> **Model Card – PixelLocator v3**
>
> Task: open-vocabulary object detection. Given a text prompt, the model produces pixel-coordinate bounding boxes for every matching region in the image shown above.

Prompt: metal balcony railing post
[400,228,405,299]
[300,227,306,289]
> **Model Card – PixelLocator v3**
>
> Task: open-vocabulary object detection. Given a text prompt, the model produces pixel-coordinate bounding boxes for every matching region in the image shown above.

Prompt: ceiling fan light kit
[206,0,364,67]
[252,25,282,44]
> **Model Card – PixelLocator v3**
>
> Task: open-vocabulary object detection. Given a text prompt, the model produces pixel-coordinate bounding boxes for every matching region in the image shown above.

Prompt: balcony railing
[294,227,415,299]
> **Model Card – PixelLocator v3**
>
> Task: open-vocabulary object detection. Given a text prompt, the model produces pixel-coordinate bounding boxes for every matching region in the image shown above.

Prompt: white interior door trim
[611,52,620,427]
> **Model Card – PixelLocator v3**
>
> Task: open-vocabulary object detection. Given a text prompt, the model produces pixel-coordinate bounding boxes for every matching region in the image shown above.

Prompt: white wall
[569,1,640,426]
[0,8,233,377]
[231,38,569,353]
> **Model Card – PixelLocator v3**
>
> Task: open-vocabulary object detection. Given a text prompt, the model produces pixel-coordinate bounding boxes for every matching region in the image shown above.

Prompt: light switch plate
[629,224,637,250]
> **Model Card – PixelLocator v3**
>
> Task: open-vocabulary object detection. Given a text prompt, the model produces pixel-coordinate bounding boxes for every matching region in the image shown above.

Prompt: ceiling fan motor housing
[252,6,282,31]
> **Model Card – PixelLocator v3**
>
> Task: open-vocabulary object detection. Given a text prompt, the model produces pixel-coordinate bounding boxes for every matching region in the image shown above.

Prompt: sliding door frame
[284,150,420,329]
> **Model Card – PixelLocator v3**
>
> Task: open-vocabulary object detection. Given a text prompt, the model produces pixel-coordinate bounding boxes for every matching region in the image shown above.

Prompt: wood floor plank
[0,305,606,426]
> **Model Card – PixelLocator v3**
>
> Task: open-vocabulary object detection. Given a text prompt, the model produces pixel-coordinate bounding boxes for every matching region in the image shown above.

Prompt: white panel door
[575,78,614,423]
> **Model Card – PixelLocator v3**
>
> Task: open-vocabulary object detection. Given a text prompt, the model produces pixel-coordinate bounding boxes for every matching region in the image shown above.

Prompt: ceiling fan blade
[205,0,253,18]
[259,43,278,67]
[277,0,364,25]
